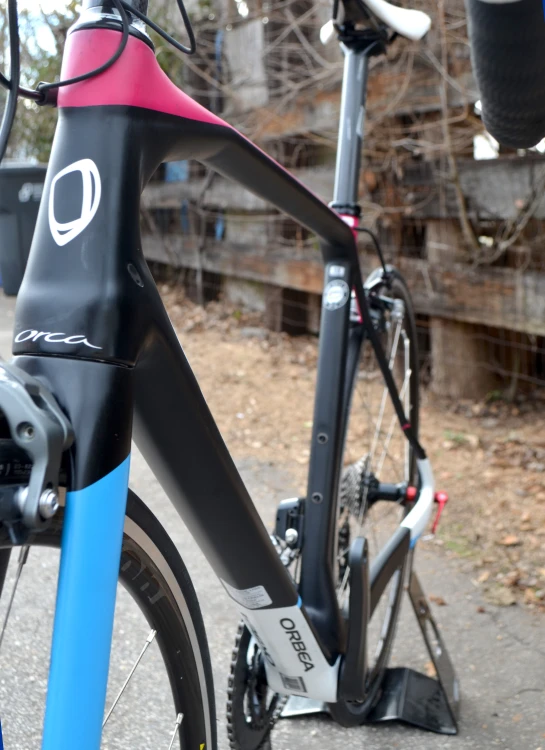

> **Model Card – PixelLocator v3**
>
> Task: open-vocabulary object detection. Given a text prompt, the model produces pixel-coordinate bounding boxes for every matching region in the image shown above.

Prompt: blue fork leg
[41,454,131,750]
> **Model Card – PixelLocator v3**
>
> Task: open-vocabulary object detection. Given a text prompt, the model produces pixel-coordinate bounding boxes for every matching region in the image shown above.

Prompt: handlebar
[465,0,545,149]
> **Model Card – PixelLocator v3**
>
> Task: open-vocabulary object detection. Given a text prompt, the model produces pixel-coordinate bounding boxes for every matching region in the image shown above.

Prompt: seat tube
[332,45,370,209]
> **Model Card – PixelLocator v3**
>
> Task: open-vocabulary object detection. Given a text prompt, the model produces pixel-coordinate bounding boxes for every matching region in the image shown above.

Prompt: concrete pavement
[0,290,544,749]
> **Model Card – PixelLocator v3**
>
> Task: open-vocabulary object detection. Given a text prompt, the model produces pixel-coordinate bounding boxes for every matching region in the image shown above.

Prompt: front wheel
[0,489,216,749]
[329,267,420,727]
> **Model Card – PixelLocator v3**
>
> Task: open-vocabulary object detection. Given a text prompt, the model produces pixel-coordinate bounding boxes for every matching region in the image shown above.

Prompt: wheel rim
[336,277,418,703]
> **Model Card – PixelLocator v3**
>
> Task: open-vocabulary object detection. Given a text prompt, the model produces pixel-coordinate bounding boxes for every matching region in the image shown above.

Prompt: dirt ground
[162,285,545,614]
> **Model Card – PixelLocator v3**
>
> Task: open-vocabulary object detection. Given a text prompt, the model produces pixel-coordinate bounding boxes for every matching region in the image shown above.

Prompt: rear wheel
[0,489,216,749]
[329,267,419,726]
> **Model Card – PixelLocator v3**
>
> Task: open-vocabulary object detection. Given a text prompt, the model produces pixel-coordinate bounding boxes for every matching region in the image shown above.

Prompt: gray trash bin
[0,163,47,295]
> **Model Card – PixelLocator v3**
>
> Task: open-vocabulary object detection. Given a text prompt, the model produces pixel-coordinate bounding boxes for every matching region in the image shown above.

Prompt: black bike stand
[281,571,460,735]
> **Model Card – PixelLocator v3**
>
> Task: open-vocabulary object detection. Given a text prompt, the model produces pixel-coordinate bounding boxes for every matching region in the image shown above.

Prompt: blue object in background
[165,160,189,183]
[215,214,225,241]
[215,29,224,68]
[211,29,224,115]
[0,718,4,749]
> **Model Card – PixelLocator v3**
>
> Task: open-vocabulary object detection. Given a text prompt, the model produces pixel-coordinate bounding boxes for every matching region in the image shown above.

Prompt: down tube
[132,329,341,698]
[132,328,302,612]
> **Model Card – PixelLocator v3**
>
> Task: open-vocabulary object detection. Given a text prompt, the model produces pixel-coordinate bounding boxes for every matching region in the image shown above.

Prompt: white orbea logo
[48,158,101,246]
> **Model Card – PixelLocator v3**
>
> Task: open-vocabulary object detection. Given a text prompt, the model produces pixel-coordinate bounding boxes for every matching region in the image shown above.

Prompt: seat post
[331,33,383,216]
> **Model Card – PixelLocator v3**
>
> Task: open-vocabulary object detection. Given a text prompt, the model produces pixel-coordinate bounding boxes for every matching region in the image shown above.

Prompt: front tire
[0,490,217,749]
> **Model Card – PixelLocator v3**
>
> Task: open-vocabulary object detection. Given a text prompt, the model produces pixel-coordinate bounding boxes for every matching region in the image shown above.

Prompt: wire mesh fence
[142,0,545,401]
[150,260,545,404]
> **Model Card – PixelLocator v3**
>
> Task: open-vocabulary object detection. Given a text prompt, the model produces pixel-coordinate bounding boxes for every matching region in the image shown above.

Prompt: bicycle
[0,0,459,748]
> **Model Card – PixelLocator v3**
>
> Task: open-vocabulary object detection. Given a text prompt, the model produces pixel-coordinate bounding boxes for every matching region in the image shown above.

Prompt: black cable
[350,224,425,457]
[0,71,44,102]
[356,277,427,460]
[121,0,196,56]
[354,226,388,276]
[0,0,21,162]
[1,0,196,106]
[37,0,130,97]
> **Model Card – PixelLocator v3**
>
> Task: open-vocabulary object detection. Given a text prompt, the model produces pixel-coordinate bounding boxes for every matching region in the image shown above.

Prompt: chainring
[226,621,287,750]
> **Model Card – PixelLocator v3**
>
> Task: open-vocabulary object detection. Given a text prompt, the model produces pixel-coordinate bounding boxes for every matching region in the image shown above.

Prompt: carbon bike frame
[7,8,433,749]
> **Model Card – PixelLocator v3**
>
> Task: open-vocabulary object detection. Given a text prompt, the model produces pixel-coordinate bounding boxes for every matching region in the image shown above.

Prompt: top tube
[57,24,357,255]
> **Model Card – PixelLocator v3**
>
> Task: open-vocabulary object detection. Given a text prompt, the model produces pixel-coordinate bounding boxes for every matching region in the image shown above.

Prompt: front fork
[41,455,131,750]
[0,357,133,750]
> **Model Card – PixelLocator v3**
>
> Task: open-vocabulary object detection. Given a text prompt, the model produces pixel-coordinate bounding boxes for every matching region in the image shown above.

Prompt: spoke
[337,313,412,605]
[103,628,157,728]
[337,563,350,603]
[381,446,406,476]
[355,383,410,558]
[388,318,402,370]
[403,330,411,479]
[368,385,390,466]
[0,545,30,652]
[350,384,374,461]
[368,318,403,468]
[375,371,410,478]
[167,713,184,750]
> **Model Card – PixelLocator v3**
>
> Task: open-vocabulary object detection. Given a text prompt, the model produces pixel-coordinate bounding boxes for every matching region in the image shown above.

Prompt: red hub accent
[405,486,418,503]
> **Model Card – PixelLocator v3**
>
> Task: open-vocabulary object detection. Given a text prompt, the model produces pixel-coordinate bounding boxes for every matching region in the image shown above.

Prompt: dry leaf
[485,586,517,607]
[504,570,521,587]
[429,595,447,606]
[466,434,480,449]
[512,714,522,723]
[478,570,491,583]
[424,661,437,678]
[499,535,520,547]
[476,606,486,613]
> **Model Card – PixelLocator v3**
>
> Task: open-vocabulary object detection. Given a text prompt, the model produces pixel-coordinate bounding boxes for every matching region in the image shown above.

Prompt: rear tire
[329,267,419,727]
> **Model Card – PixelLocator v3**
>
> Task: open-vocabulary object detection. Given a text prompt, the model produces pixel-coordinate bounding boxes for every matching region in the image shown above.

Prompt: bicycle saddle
[326,0,431,43]
[360,0,431,40]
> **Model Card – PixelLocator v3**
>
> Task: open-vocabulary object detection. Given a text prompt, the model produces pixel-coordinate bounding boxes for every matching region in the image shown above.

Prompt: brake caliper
[0,362,73,542]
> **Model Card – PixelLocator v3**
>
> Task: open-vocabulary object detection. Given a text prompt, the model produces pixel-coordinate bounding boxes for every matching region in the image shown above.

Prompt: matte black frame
[12,22,409,668]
